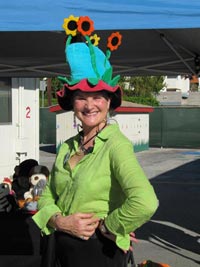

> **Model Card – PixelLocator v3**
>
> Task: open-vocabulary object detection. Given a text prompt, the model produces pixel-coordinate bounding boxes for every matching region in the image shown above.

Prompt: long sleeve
[105,140,158,249]
[32,165,62,234]
[33,137,78,234]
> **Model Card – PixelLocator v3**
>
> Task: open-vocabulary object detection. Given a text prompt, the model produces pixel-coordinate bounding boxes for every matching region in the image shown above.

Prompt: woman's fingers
[121,232,139,253]
[81,218,99,239]
[76,213,100,226]
[59,213,99,239]
[129,232,139,243]
[76,213,100,232]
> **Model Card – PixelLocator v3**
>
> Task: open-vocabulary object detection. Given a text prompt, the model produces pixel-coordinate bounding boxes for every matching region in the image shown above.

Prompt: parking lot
[134,148,200,267]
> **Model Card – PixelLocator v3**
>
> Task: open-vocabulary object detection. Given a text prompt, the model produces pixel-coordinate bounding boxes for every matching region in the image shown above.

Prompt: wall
[150,107,200,148]
[40,108,56,144]
[0,78,39,181]
[114,113,149,152]
[55,111,150,152]
[164,75,190,93]
[40,106,200,150]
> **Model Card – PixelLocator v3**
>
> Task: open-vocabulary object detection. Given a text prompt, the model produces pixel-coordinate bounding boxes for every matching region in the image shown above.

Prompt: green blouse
[33,124,158,250]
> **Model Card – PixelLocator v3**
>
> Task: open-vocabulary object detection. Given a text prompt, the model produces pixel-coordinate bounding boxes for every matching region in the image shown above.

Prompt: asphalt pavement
[39,145,200,267]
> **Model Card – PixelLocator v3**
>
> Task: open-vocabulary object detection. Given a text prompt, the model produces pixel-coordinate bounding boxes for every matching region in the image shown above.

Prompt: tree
[51,77,63,93]
[120,76,165,106]
[39,77,63,107]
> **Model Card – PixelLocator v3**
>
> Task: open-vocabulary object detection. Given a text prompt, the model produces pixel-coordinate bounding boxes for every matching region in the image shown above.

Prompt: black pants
[54,230,132,267]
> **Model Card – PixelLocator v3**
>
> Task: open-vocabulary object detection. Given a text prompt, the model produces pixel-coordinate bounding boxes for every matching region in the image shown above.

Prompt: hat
[56,15,122,111]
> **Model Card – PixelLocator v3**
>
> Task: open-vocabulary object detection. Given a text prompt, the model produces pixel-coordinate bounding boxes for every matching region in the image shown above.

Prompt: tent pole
[114,58,193,76]
[159,33,195,75]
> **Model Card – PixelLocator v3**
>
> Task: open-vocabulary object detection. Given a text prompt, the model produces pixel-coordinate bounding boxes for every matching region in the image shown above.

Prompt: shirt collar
[72,123,119,154]
[93,123,119,152]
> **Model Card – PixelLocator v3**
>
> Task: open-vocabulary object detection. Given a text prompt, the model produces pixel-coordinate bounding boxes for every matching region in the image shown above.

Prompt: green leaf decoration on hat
[58,76,80,85]
[57,76,69,84]
[88,77,100,85]
[102,67,113,83]
[110,75,121,87]
[102,68,121,86]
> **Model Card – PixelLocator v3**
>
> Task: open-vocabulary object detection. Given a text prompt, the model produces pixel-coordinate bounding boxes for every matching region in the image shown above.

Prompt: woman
[33,15,158,267]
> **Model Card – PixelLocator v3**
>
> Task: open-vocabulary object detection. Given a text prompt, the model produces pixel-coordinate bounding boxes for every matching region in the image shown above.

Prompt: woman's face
[73,91,111,129]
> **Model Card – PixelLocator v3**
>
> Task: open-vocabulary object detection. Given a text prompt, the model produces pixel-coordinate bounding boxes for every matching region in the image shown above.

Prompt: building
[157,75,200,106]
[0,78,40,181]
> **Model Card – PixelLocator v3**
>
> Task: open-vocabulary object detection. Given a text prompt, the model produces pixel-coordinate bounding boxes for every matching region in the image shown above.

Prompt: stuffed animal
[12,159,39,200]
[11,159,49,212]
[23,165,49,212]
[24,174,46,201]
[2,177,15,195]
[0,177,17,212]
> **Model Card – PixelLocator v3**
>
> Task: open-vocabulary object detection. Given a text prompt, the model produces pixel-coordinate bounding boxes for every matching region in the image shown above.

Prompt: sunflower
[107,32,122,51]
[89,34,100,46]
[62,15,79,36]
[77,16,94,36]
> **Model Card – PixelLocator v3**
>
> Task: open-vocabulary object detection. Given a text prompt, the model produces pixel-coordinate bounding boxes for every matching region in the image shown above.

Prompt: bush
[123,95,159,106]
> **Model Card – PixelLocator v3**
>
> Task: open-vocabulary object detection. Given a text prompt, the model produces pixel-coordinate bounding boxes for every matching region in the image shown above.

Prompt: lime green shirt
[33,124,158,250]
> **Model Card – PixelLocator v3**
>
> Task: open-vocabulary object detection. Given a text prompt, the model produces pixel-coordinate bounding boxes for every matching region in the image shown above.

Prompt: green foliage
[51,77,63,92]
[39,96,58,107]
[123,95,159,106]
[50,78,63,101]
[40,77,62,107]
[120,76,165,106]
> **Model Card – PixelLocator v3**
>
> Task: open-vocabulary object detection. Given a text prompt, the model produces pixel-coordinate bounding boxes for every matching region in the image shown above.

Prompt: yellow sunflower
[89,34,100,46]
[62,15,79,36]
[77,16,94,36]
[107,32,122,51]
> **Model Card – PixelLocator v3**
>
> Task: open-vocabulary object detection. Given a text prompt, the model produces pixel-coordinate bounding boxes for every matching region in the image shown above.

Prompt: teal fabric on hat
[66,42,111,83]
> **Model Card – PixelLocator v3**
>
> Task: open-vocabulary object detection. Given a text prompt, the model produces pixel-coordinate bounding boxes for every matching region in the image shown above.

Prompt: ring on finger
[80,235,85,240]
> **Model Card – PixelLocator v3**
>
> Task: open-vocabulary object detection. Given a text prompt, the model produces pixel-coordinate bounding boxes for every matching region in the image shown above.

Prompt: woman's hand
[98,221,138,254]
[123,232,139,253]
[55,212,99,240]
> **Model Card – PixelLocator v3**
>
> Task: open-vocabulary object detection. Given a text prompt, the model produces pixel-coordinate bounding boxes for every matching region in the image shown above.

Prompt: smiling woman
[68,91,110,164]
[73,91,110,131]
[32,14,158,267]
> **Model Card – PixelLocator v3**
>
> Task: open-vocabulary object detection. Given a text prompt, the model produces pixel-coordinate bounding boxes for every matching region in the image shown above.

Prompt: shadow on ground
[40,144,56,154]
[135,159,200,264]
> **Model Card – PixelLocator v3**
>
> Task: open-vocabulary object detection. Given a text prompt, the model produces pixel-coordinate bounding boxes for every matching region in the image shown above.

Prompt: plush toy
[23,165,49,212]
[2,177,15,195]
[10,159,49,212]
[12,159,39,200]
[24,174,46,201]
[0,177,17,213]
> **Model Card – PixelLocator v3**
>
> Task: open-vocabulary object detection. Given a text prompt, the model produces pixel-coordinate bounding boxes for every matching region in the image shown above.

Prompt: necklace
[76,123,107,155]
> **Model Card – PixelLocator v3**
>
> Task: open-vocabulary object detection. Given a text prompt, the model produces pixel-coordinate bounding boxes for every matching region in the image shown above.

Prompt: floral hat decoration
[56,14,123,111]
